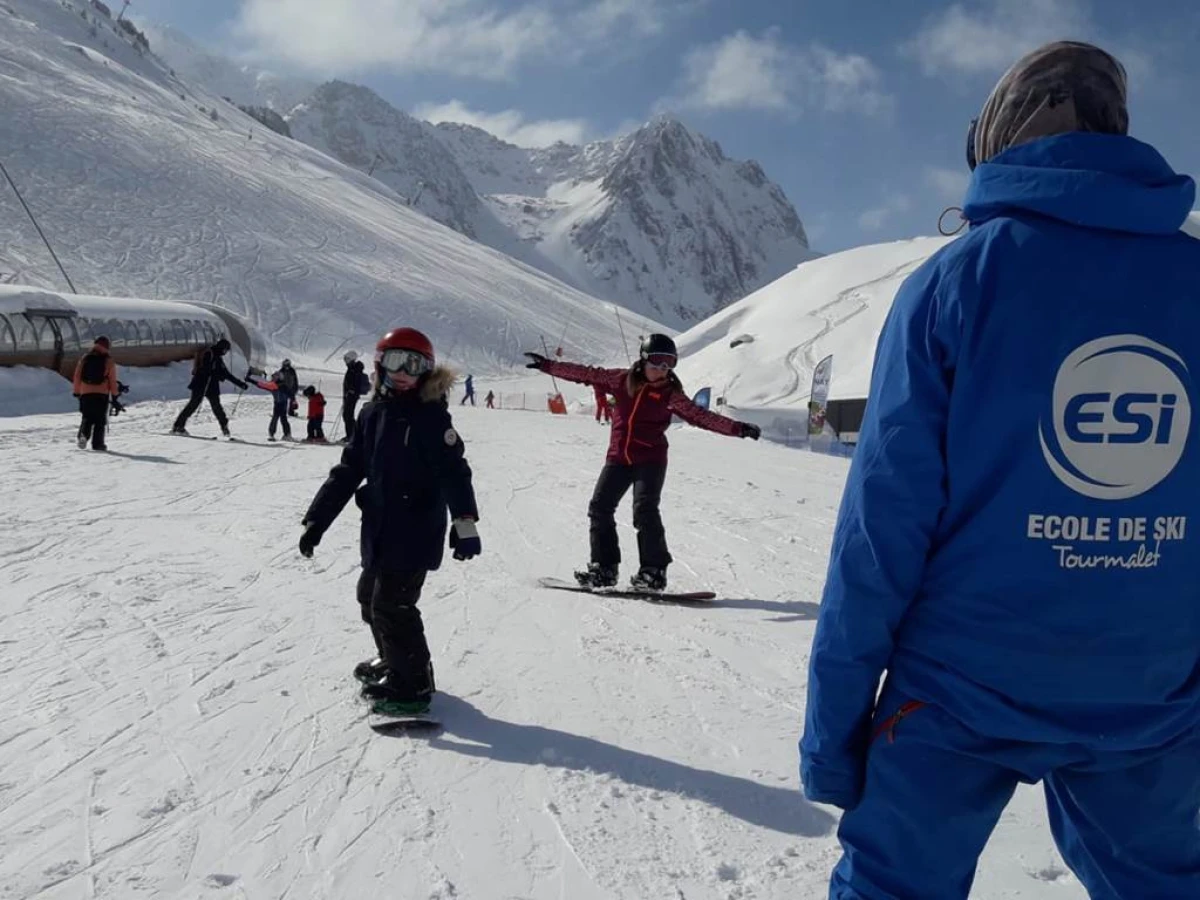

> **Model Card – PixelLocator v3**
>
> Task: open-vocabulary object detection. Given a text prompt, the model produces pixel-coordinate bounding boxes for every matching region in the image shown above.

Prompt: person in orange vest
[72,335,120,452]
[302,385,327,442]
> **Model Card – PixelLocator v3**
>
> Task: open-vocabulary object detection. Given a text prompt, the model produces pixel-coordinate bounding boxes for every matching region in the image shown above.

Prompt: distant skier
[171,337,248,436]
[298,327,480,716]
[485,389,495,409]
[460,373,476,406]
[248,359,299,441]
[800,42,1200,900]
[593,385,611,423]
[341,350,369,442]
[526,333,759,591]
[302,385,326,442]
[72,335,120,452]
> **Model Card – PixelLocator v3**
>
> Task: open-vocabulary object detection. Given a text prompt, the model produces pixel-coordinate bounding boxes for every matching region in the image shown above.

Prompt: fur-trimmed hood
[420,365,458,402]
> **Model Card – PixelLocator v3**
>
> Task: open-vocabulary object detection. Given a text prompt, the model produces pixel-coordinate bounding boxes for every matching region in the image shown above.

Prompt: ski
[537,576,716,603]
[164,431,218,441]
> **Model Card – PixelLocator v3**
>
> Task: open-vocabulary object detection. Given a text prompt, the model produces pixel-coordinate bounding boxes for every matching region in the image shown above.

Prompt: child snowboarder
[526,333,760,591]
[299,327,480,716]
[302,385,326,442]
[72,335,120,452]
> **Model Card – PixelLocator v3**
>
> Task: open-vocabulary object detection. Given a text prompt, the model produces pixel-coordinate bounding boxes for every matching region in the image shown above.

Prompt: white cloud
[858,194,911,232]
[672,29,891,117]
[229,0,687,80]
[413,100,591,147]
[924,166,970,201]
[903,0,1149,81]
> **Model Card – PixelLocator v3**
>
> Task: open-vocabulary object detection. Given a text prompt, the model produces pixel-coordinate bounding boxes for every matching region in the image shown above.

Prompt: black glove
[524,352,549,370]
[298,522,321,558]
[739,422,761,440]
[449,518,481,561]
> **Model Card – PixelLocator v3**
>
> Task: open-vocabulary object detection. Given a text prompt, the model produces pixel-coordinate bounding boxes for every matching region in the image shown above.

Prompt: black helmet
[640,333,677,361]
[214,337,231,355]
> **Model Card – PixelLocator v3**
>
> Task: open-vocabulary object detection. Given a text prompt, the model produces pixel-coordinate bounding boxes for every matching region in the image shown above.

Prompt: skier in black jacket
[299,327,480,716]
[171,338,248,436]
[340,350,368,441]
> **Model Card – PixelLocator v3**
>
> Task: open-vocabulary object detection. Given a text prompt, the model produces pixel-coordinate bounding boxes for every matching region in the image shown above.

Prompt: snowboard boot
[360,658,434,708]
[630,567,667,592]
[353,656,387,684]
[171,427,189,435]
[76,434,88,449]
[574,562,618,588]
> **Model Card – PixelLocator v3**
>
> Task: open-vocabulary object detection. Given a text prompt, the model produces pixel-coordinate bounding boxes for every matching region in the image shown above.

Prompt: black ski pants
[588,463,671,571]
[77,394,110,449]
[174,388,228,432]
[355,568,433,693]
[342,395,358,437]
[306,416,324,440]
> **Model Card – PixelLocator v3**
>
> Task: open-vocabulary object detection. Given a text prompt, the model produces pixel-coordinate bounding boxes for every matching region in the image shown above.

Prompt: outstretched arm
[526,354,626,393]
[667,393,755,438]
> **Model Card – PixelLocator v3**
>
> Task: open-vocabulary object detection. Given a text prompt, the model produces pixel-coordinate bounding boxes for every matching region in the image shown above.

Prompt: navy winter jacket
[302,367,478,572]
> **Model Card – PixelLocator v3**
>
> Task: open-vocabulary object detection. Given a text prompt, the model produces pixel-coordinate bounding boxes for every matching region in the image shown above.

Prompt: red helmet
[376,327,434,363]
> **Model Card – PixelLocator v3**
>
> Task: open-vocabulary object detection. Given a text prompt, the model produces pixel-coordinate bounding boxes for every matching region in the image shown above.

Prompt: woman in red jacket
[526,333,760,590]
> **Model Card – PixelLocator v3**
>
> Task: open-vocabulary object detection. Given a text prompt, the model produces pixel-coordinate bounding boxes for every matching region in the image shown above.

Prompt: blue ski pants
[830,683,1200,899]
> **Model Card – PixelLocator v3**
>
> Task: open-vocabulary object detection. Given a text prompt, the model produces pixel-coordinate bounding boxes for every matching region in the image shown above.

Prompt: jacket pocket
[870,699,928,745]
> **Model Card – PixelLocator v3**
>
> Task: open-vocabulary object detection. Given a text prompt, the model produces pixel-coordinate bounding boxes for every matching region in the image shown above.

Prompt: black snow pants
[342,395,358,438]
[174,388,228,432]
[355,568,433,696]
[77,394,110,449]
[587,463,671,571]
[307,416,324,440]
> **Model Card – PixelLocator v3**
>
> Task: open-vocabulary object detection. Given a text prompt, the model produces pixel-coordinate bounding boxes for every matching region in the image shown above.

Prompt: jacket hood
[421,365,457,402]
[963,132,1195,235]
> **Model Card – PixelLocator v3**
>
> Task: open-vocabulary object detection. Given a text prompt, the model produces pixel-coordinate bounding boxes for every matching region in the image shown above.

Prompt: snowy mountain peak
[288,82,485,239]
[140,24,813,327]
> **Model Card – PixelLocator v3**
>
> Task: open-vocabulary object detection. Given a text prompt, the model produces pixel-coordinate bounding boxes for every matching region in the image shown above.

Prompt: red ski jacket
[307,392,326,418]
[540,360,743,465]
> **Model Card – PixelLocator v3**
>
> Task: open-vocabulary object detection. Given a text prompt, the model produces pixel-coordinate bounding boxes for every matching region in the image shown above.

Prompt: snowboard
[537,576,716,603]
[368,711,442,733]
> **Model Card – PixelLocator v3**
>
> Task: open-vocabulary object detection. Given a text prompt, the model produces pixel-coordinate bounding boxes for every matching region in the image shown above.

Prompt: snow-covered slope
[433,117,817,328]
[674,237,954,438]
[0,398,1089,899]
[0,0,657,374]
[138,21,315,112]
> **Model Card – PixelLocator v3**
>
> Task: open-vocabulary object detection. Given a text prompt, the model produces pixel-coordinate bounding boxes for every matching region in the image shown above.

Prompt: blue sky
[130,0,1200,252]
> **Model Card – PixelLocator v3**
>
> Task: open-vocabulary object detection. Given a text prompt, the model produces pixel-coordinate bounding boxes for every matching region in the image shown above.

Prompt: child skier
[299,327,480,716]
[247,359,299,441]
[526,333,760,591]
[302,385,326,442]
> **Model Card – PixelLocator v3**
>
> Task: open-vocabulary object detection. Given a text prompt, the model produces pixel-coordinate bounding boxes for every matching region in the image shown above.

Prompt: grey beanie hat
[972,40,1128,167]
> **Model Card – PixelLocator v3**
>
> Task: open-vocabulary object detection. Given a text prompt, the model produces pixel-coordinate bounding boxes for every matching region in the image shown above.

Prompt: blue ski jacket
[801,132,1200,810]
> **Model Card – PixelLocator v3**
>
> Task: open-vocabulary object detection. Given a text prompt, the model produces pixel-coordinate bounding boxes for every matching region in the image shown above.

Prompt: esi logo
[1039,335,1192,500]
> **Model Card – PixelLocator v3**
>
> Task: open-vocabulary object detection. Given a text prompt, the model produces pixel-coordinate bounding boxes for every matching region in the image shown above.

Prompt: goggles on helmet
[378,347,432,376]
[644,353,677,371]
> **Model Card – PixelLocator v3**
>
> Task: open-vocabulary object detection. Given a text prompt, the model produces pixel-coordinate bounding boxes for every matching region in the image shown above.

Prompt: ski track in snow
[0,397,1084,898]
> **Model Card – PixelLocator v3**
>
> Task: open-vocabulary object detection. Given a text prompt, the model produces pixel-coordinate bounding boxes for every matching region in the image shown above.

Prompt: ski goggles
[377,348,432,376]
[644,353,677,371]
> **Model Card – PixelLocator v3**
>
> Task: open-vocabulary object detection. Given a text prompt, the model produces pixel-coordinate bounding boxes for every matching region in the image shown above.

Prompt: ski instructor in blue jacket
[801,41,1200,899]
